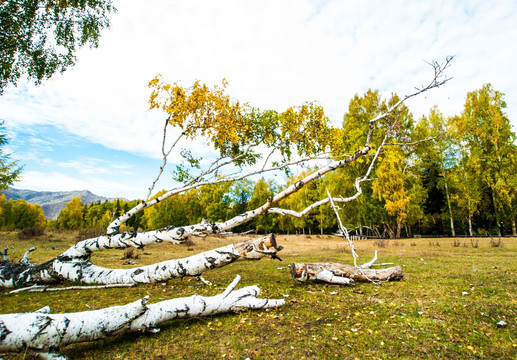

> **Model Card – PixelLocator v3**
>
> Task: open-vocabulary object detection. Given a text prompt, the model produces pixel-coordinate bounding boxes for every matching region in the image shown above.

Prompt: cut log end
[233,234,283,260]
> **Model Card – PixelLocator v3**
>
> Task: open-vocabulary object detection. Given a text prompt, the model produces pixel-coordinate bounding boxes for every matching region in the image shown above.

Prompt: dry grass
[0,232,516,359]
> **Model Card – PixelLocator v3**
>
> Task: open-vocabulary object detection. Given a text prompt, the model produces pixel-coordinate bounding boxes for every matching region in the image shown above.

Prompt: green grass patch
[0,232,516,359]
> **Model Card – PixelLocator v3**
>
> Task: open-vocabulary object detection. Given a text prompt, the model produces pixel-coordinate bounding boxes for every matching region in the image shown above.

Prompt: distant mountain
[1,188,116,220]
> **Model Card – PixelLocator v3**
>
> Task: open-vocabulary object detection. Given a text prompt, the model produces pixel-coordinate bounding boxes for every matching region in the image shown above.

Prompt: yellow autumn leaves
[148,75,342,159]
[149,75,243,148]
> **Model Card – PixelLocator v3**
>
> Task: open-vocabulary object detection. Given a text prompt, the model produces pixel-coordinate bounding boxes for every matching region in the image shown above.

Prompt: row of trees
[4,84,515,238]
[326,83,516,237]
[0,194,45,230]
[311,83,516,237]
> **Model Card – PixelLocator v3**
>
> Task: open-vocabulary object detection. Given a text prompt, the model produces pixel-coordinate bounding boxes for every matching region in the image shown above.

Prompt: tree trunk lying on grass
[0,60,450,291]
[290,252,403,285]
[0,275,284,360]
[0,234,282,288]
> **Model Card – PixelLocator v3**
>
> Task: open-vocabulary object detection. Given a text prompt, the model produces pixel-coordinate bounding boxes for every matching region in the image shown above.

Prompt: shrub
[374,239,386,248]
[123,247,139,260]
[18,227,45,239]
[490,238,503,247]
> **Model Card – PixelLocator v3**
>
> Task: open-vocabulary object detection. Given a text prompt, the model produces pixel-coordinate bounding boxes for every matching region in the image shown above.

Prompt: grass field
[0,231,516,359]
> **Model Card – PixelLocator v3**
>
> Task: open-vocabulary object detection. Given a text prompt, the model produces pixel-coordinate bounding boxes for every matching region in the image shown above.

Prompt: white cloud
[57,158,135,176]
[2,0,517,198]
[16,170,153,199]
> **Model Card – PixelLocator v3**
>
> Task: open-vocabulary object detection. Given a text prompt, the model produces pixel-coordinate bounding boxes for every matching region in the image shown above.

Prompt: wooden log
[0,276,284,359]
[0,234,283,288]
[290,262,403,285]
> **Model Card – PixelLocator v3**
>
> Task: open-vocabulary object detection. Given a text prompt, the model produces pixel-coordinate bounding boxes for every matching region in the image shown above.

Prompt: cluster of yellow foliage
[149,76,245,148]
[148,76,342,159]
[0,194,45,230]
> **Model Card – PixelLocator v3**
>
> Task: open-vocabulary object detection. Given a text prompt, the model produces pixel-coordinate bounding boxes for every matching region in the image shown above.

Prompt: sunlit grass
[0,232,516,359]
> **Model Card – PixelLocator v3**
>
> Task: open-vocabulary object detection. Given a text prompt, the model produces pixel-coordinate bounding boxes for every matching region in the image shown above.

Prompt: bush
[374,239,386,248]
[123,247,139,260]
[18,227,45,239]
[490,238,503,247]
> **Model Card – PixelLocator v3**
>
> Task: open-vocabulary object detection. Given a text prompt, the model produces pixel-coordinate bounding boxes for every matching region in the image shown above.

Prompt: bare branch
[269,134,387,218]
[145,117,184,201]
[108,151,333,237]
[368,57,453,126]
[326,188,358,266]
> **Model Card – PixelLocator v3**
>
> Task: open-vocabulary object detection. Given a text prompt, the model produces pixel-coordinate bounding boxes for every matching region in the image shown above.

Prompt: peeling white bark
[0,234,282,288]
[0,276,284,359]
[291,262,404,284]
[290,252,404,285]
[55,234,283,285]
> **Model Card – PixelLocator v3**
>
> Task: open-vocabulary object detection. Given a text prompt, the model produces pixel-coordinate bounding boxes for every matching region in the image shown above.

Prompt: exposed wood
[290,262,403,285]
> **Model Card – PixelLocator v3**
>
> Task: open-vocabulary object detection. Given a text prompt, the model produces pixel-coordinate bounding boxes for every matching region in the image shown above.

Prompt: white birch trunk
[444,181,456,237]
[0,234,282,288]
[0,276,284,359]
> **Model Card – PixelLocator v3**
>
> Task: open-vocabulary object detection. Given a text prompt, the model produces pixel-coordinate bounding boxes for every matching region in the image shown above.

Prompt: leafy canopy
[0,121,21,190]
[0,0,116,93]
[148,76,340,171]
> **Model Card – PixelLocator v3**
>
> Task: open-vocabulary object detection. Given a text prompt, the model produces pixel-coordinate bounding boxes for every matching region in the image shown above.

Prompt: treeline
[3,84,516,238]
[0,195,46,230]
[313,83,517,238]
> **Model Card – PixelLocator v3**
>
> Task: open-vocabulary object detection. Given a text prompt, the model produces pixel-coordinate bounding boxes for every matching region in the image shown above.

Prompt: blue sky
[1,0,516,199]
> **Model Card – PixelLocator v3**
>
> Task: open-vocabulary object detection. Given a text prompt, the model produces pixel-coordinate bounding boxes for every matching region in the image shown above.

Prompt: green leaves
[0,0,116,93]
[149,77,342,170]
[0,121,21,190]
[0,195,45,229]
[450,84,516,228]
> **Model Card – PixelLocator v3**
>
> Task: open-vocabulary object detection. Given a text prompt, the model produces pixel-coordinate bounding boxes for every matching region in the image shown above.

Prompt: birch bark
[0,234,282,288]
[291,262,403,284]
[0,276,284,359]
[290,252,403,285]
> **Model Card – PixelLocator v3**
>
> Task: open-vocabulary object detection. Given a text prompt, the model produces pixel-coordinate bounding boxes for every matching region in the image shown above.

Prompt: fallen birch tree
[0,58,451,289]
[288,185,405,286]
[0,233,282,288]
[0,275,284,359]
[290,251,403,285]
[0,59,451,358]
